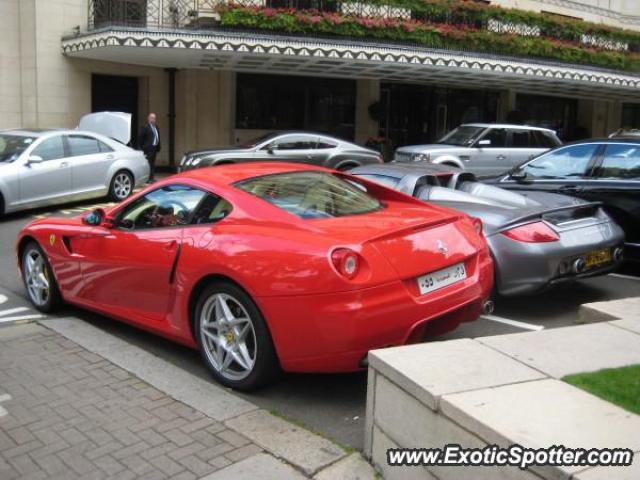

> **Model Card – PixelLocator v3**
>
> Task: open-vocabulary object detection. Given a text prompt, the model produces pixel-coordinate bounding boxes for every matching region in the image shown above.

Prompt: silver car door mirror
[27,155,44,164]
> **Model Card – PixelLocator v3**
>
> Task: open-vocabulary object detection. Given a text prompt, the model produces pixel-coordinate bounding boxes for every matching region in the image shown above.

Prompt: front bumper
[256,251,493,372]
[489,221,625,296]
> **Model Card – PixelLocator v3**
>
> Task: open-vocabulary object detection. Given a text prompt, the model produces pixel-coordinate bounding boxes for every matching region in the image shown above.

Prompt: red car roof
[177,162,329,187]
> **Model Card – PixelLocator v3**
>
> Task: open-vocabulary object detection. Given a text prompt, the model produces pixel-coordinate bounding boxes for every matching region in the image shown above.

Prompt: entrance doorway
[379,83,499,150]
[91,74,139,146]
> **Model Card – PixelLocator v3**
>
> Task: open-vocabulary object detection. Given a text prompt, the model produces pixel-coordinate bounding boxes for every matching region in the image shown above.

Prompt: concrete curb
[365,313,640,480]
[40,317,373,479]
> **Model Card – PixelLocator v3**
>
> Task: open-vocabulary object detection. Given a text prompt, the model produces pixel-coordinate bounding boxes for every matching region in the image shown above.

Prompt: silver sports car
[350,163,625,296]
[0,112,149,216]
[179,131,382,172]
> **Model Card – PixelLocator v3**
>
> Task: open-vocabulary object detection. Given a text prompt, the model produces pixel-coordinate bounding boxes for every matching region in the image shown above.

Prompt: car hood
[186,146,250,157]
[78,112,131,145]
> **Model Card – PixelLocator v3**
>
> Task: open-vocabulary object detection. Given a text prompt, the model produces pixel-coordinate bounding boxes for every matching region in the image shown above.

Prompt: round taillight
[331,249,361,279]
[344,255,358,276]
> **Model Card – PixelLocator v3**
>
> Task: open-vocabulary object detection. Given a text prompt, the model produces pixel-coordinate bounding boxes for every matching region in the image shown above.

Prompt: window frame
[521,143,603,179]
[113,183,233,231]
[594,142,640,180]
[65,134,113,157]
[475,128,507,148]
[30,134,67,162]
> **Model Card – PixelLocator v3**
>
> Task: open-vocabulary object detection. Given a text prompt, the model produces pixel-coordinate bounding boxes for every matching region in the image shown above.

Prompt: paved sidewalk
[0,324,265,480]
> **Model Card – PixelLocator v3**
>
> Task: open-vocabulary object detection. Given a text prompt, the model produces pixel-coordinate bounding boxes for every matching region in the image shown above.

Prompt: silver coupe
[350,163,624,296]
[0,112,149,216]
[179,131,382,172]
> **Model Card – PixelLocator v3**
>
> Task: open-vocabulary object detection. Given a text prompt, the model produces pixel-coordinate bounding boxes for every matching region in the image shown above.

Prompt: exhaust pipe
[573,258,586,274]
[482,300,495,315]
[613,247,624,262]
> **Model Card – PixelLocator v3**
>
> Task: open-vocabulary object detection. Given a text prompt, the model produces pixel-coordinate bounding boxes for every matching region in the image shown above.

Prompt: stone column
[497,89,516,122]
[355,79,380,145]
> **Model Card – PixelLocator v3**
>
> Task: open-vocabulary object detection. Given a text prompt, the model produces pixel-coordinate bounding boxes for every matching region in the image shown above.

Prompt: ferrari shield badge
[49,234,56,246]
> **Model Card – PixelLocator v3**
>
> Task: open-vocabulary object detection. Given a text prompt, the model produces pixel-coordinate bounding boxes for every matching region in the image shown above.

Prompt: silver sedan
[350,163,625,296]
[0,112,149,216]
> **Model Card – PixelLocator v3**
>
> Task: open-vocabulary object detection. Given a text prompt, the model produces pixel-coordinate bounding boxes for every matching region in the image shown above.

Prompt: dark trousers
[144,148,158,181]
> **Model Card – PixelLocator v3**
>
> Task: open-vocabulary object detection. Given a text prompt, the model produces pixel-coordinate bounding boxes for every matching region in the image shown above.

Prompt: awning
[62,27,640,101]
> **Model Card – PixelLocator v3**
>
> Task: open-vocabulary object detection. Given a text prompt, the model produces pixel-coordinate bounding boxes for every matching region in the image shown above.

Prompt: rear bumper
[489,221,625,296]
[256,251,493,372]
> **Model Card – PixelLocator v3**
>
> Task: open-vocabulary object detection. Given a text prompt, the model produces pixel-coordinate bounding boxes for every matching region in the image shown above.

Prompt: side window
[190,194,234,224]
[510,130,531,148]
[67,135,102,156]
[480,129,506,148]
[523,144,599,179]
[532,131,557,148]
[31,136,65,161]
[117,185,207,230]
[272,136,317,150]
[597,144,640,179]
[316,139,337,149]
[99,140,114,153]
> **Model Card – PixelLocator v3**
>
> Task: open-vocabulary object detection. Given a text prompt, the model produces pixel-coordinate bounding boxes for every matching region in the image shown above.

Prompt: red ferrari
[17,163,493,389]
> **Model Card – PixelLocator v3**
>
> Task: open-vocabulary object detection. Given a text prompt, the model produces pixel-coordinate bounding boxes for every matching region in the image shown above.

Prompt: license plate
[585,248,611,268]
[417,262,467,295]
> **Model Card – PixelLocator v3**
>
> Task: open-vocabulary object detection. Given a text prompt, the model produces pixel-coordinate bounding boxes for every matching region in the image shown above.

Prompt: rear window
[235,172,382,219]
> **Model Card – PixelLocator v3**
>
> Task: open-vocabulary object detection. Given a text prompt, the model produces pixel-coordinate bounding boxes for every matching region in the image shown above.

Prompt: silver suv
[394,123,561,176]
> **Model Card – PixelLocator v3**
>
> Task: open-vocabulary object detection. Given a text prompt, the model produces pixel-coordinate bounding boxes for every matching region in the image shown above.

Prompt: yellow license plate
[585,248,611,268]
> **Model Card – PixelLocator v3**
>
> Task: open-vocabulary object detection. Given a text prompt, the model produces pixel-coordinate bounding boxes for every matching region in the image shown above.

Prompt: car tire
[109,170,134,202]
[194,282,280,390]
[21,241,64,313]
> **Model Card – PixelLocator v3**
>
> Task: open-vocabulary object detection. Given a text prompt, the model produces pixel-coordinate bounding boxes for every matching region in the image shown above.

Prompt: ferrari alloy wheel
[22,242,63,312]
[195,282,279,390]
[109,170,134,201]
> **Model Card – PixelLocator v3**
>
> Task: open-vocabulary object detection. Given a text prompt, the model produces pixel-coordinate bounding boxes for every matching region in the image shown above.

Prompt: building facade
[1,0,639,167]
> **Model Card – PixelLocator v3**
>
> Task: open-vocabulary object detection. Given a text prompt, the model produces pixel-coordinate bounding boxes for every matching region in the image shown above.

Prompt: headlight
[412,153,431,162]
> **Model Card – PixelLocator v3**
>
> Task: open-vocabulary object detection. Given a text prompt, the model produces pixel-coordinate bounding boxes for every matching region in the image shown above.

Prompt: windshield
[239,132,280,149]
[0,134,37,162]
[235,172,382,219]
[438,126,485,146]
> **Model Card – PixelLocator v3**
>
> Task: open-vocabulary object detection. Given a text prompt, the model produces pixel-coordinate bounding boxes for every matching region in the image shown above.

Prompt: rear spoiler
[495,202,603,233]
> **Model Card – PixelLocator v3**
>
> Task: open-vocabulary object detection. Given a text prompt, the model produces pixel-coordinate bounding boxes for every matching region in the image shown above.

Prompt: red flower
[262,8,277,18]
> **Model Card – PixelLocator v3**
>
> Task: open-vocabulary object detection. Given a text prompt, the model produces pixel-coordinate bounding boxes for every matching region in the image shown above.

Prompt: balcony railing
[89,0,341,29]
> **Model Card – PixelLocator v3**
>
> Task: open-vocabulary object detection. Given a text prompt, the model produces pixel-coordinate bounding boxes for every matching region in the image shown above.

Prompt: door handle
[60,162,69,168]
[496,155,507,161]
[164,240,177,251]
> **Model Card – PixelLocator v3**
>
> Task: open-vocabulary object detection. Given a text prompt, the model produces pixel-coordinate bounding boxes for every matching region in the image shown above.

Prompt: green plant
[218,5,640,71]
[564,365,640,415]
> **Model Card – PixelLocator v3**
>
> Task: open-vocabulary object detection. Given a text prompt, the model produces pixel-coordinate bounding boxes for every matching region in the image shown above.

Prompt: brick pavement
[0,324,264,480]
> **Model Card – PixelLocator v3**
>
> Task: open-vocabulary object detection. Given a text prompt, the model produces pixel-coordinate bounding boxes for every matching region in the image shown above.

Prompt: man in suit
[138,113,161,183]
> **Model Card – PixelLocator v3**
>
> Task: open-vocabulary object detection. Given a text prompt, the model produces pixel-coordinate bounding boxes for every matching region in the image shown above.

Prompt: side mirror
[477,139,491,147]
[266,144,276,154]
[509,169,528,181]
[83,208,114,228]
[27,155,43,164]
